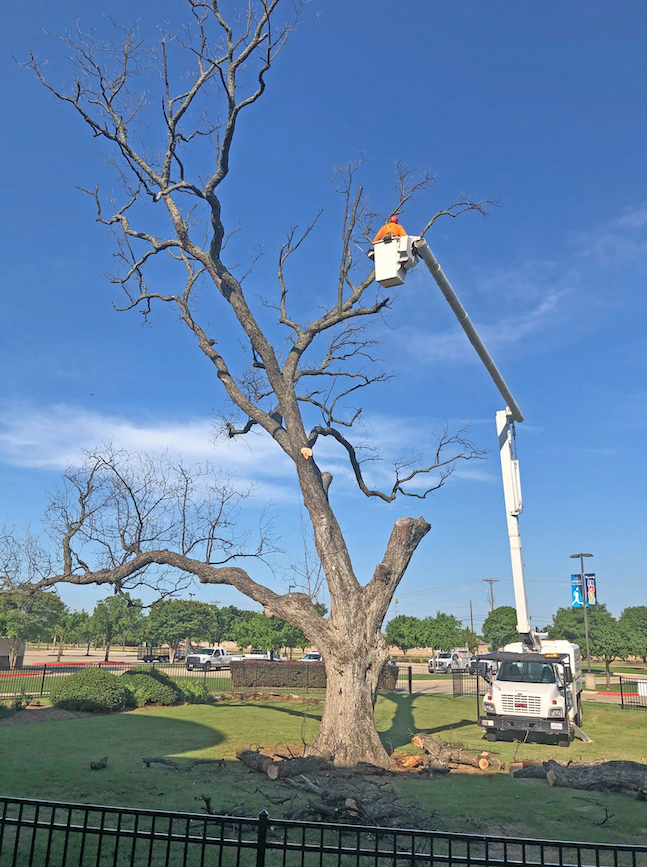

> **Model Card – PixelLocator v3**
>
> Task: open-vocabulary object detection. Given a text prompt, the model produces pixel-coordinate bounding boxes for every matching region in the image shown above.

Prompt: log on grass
[237,750,273,774]
[510,763,547,779]
[545,759,647,797]
[266,756,332,780]
[411,735,487,770]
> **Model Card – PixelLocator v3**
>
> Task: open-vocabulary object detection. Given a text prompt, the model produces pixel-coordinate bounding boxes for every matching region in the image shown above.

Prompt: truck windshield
[497,661,556,684]
[195,648,214,656]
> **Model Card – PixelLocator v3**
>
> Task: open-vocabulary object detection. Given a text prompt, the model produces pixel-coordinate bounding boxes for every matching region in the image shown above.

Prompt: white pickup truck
[185,646,233,671]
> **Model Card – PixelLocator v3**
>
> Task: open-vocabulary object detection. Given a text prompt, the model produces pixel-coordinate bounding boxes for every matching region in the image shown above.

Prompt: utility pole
[483,579,499,612]
[570,553,593,674]
[393,598,399,618]
[469,600,474,632]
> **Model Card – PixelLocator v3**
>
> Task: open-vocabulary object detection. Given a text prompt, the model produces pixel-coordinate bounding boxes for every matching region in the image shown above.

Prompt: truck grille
[186,656,202,665]
[501,693,542,716]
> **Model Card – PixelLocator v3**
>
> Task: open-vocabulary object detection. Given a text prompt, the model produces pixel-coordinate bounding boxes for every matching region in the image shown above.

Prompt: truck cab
[478,641,582,745]
[185,646,232,671]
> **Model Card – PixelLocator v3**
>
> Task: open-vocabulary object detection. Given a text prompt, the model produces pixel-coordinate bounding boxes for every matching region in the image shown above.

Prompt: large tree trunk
[308,638,390,767]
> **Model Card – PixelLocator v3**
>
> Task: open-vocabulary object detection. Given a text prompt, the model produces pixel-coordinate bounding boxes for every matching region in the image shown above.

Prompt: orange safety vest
[373,222,407,243]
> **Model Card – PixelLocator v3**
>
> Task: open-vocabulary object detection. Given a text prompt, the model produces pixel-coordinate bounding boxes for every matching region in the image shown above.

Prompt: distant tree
[385,615,423,655]
[212,605,246,645]
[0,591,66,667]
[421,611,463,670]
[146,599,215,660]
[550,604,628,687]
[482,606,518,651]
[280,622,307,658]
[459,627,479,655]
[92,595,142,662]
[232,612,286,654]
[619,606,647,667]
[54,608,85,661]
[70,611,95,656]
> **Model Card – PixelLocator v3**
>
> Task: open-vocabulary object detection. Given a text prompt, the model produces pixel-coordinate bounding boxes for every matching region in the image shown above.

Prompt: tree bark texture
[545,759,647,797]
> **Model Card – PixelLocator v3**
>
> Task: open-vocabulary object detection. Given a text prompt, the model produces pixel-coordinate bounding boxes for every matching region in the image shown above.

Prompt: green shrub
[230,661,398,691]
[120,667,181,707]
[180,681,212,704]
[50,668,136,713]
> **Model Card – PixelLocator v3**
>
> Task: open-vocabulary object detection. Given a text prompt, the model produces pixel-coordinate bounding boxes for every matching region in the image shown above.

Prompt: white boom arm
[496,409,540,650]
[401,238,540,650]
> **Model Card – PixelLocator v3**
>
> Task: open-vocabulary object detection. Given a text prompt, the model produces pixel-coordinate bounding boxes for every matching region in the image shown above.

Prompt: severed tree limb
[142,757,225,771]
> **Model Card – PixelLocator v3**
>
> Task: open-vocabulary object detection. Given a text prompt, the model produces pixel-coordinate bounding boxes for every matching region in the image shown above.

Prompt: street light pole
[570,552,593,673]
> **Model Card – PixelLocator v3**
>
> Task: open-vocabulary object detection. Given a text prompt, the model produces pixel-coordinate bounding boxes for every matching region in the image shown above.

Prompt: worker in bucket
[373,214,407,243]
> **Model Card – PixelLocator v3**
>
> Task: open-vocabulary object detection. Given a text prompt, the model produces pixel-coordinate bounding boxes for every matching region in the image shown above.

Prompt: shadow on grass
[378,694,475,751]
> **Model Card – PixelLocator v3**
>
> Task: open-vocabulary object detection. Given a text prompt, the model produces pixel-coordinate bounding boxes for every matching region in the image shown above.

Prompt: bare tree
[20,2,489,765]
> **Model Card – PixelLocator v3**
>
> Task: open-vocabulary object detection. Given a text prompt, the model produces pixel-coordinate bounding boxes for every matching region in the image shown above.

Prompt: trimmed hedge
[50,668,136,713]
[120,667,182,707]
[230,660,398,691]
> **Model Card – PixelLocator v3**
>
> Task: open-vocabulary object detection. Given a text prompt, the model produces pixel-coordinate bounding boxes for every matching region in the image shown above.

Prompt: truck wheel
[558,738,570,748]
[486,732,497,742]
[575,697,583,728]
[203,662,211,671]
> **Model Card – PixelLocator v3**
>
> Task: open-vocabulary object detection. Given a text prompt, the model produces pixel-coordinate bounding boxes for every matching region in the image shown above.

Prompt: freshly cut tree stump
[545,759,647,797]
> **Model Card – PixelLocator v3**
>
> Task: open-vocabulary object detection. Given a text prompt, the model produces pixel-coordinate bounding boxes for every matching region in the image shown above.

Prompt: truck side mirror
[562,662,572,685]
[477,661,491,682]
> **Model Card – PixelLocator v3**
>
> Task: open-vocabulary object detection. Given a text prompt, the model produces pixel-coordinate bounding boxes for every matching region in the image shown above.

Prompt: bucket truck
[375,234,584,745]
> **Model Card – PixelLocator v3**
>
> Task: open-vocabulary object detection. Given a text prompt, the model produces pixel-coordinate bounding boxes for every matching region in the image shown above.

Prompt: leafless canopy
[19,1,492,765]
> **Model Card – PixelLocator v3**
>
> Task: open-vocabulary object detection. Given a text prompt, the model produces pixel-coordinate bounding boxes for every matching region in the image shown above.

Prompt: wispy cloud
[0,405,494,501]
[392,202,647,366]
[394,292,564,365]
[0,403,297,503]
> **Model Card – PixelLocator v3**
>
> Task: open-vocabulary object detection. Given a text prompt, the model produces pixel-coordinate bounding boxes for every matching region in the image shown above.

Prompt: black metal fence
[0,662,412,701]
[619,675,647,710]
[451,672,487,698]
[1,797,646,867]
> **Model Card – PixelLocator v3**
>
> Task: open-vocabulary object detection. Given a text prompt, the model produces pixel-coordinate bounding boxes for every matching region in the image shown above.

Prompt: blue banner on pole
[571,573,597,607]
[571,574,584,607]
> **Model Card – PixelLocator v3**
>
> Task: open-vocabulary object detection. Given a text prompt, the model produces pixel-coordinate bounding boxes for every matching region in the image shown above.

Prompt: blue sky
[1,0,646,631]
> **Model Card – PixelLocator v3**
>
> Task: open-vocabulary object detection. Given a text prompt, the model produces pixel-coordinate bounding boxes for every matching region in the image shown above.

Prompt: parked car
[185,646,233,671]
[299,652,322,662]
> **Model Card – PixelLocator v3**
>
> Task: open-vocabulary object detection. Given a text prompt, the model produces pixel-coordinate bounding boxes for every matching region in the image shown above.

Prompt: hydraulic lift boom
[379,237,541,651]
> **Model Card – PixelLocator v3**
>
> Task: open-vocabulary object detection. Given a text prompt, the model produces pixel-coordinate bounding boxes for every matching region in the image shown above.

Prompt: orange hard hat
[389,215,399,223]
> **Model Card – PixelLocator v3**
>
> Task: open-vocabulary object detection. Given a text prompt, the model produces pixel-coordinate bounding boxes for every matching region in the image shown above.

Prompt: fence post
[408,666,412,695]
[620,676,624,709]
[256,810,268,867]
[40,664,47,696]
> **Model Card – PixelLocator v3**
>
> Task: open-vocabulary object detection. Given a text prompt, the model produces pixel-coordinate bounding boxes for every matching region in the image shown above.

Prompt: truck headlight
[549,707,564,718]
[483,701,496,713]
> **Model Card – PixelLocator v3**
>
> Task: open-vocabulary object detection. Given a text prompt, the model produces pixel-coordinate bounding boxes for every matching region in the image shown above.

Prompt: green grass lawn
[2,694,646,845]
